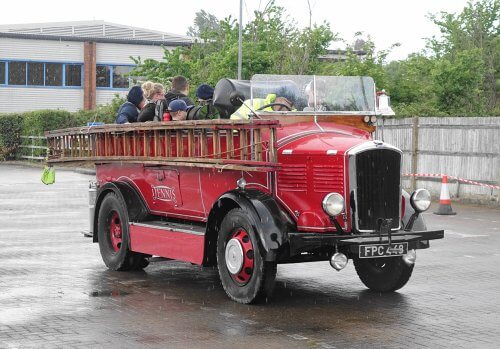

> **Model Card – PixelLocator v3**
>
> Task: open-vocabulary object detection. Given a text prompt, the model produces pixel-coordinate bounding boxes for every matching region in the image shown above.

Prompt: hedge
[0,95,124,160]
[0,114,23,160]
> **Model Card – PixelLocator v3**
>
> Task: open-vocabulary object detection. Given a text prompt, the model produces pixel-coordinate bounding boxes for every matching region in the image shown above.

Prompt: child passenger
[168,100,188,121]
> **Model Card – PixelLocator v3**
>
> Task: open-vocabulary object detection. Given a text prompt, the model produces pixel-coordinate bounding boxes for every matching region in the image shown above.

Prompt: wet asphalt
[0,164,499,348]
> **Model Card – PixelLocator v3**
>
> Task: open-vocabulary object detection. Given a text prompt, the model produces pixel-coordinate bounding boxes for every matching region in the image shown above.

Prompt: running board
[131,220,206,236]
[129,220,206,265]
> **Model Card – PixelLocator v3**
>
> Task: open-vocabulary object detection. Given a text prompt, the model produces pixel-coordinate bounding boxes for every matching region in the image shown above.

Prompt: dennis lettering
[152,185,177,203]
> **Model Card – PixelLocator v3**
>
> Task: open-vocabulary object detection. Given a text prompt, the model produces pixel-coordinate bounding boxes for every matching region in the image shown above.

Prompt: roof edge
[0,32,192,47]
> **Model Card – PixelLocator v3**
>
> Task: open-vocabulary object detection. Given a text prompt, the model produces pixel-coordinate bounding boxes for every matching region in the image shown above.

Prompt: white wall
[96,89,127,107]
[96,42,172,65]
[0,87,83,113]
[0,37,83,62]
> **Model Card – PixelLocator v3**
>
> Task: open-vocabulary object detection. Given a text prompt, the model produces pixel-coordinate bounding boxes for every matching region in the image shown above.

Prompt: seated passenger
[230,93,276,120]
[137,82,167,122]
[115,86,145,124]
[165,75,195,108]
[186,83,219,120]
[303,80,330,111]
[168,100,189,121]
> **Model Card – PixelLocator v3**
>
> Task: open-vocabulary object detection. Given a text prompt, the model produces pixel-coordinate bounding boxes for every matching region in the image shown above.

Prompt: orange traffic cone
[434,175,456,215]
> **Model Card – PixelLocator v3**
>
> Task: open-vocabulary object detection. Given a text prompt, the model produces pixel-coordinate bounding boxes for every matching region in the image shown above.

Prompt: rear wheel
[97,192,149,271]
[217,208,277,304]
[353,256,413,292]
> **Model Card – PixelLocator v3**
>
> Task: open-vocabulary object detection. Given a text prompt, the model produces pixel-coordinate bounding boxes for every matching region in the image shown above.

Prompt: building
[318,49,367,62]
[0,21,193,113]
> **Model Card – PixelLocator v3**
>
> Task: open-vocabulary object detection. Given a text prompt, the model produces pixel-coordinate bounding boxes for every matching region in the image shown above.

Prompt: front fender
[402,189,427,231]
[208,189,291,261]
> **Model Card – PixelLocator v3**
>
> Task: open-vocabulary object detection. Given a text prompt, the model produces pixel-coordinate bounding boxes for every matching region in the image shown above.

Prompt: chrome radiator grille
[352,148,401,232]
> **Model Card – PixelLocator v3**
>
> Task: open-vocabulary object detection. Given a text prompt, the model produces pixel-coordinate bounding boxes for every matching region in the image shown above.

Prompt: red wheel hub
[225,229,254,285]
[109,211,122,252]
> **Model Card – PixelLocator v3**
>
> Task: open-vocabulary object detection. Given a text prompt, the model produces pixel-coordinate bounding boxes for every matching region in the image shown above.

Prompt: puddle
[89,289,130,297]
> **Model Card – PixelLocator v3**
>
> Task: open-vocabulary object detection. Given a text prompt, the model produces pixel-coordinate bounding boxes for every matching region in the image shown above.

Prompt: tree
[132,1,335,96]
[319,33,396,90]
[432,49,486,114]
[427,0,499,112]
[186,10,220,38]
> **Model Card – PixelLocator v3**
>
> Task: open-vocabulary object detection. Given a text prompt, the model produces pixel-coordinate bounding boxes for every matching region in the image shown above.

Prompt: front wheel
[217,208,277,304]
[353,256,414,292]
[97,192,149,271]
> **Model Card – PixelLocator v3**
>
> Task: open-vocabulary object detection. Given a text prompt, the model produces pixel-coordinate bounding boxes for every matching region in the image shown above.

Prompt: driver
[230,93,296,120]
[230,93,276,120]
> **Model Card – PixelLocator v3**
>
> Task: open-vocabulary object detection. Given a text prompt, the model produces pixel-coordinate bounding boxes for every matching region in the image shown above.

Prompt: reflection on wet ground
[1,165,499,348]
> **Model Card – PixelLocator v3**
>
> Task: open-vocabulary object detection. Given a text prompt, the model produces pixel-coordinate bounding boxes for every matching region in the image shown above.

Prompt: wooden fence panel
[375,117,500,203]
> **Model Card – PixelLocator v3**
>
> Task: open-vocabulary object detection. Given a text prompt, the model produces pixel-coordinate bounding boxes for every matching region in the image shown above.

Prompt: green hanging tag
[41,166,55,185]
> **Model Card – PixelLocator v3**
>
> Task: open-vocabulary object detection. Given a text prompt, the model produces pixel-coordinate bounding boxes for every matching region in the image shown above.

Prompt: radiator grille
[355,149,401,231]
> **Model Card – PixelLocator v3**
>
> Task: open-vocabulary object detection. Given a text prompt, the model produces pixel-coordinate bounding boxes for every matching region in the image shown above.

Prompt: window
[8,61,26,85]
[28,62,44,86]
[0,62,5,84]
[96,65,110,87]
[112,66,131,88]
[65,64,82,87]
[1,60,82,87]
[45,63,63,86]
[96,65,135,89]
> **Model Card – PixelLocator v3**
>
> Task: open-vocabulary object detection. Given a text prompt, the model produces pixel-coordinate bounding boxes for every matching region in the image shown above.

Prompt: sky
[0,0,472,61]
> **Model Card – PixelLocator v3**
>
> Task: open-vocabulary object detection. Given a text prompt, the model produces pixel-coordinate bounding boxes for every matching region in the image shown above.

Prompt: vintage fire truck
[46,74,444,304]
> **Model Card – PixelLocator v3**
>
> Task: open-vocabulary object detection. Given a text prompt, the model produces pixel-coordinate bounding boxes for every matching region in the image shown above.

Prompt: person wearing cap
[115,86,145,124]
[164,75,194,109]
[168,99,189,121]
[187,83,219,120]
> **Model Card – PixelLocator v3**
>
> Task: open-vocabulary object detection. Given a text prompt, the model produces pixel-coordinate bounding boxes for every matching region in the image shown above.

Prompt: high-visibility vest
[230,94,276,120]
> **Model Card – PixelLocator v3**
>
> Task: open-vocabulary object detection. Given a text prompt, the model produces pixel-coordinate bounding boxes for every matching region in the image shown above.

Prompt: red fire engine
[46,75,444,304]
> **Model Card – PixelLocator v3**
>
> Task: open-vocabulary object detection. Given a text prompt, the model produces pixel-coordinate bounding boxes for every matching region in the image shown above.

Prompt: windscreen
[250,74,376,113]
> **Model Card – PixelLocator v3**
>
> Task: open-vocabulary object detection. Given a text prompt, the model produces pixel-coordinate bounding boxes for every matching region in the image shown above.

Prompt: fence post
[410,117,419,192]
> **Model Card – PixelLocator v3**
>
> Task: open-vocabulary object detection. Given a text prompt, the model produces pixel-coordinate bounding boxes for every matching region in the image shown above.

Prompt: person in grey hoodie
[115,86,145,124]
[164,75,194,108]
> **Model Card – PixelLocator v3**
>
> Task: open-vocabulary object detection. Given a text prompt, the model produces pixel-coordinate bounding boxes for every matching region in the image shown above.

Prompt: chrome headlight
[322,193,345,217]
[410,189,431,212]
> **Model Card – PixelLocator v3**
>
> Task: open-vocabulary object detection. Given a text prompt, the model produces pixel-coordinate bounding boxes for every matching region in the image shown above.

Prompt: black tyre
[353,256,414,292]
[97,192,149,271]
[217,208,277,304]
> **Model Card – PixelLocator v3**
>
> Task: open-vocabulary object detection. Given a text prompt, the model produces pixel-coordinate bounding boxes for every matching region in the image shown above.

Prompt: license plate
[359,242,408,258]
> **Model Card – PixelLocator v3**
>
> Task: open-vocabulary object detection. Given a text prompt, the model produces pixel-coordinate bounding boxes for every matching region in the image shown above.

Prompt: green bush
[393,102,449,117]
[22,110,73,136]
[0,114,23,160]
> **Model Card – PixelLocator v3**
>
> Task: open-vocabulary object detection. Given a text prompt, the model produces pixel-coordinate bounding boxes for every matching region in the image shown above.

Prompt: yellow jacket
[230,94,276,120]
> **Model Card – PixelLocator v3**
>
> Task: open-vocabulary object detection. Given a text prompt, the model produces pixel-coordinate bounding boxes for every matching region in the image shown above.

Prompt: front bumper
[287,229,444,258]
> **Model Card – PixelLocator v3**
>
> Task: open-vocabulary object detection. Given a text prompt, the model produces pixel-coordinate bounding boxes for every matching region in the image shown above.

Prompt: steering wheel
[256,103,292,111]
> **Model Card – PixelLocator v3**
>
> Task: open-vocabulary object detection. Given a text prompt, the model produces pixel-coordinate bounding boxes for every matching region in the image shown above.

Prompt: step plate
[129,222,205,265]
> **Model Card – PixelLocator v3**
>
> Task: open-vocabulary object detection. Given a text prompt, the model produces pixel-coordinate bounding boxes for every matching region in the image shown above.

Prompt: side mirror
[229,91,245,107]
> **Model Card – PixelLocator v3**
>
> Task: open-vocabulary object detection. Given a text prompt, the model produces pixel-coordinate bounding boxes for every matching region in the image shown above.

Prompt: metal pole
[238,0,243,80]
[411,117,419,192]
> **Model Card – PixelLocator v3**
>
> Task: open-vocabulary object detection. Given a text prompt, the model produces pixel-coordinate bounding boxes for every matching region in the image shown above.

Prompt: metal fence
[19,136,47,161]
[375,117,500,204]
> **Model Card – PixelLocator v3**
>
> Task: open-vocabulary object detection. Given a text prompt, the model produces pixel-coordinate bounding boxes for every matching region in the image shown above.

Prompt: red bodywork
[96,117,372,264]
